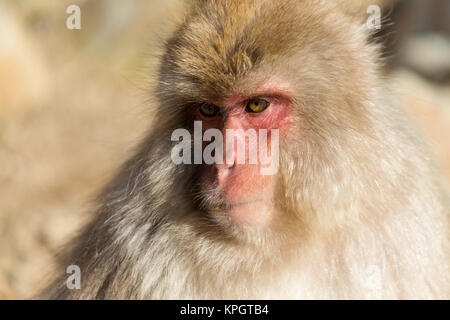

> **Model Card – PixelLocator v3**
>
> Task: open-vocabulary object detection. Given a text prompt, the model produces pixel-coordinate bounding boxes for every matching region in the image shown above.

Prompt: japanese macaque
[43,0,449,299]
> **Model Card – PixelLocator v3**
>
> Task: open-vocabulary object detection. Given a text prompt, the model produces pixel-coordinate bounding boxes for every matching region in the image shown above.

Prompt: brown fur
[43,0,449,299]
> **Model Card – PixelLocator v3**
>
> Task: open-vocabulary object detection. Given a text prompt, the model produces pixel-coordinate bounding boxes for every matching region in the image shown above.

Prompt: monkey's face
[193,79,292,227]
[160,0,376,233]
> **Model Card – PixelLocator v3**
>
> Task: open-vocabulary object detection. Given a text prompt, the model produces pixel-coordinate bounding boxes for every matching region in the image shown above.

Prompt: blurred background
[0,0,449,299]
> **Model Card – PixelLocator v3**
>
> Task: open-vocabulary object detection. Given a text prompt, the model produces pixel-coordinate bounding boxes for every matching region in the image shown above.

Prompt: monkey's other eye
[245,99,269,113]
[199,103,220,118]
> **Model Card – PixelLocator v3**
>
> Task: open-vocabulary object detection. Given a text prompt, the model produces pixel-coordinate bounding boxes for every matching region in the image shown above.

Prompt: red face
[193,80,292,226]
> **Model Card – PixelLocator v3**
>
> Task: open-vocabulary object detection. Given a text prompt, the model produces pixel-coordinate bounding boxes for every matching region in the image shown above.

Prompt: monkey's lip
[210,199,264,211]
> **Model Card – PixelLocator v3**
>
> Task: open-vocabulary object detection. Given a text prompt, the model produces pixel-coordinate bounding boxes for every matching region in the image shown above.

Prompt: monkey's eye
[245,99,269,113]
[199,103,220,118]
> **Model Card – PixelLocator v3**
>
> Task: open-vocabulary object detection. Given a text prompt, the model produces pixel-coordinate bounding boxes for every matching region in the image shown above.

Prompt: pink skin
[195,80,292,225]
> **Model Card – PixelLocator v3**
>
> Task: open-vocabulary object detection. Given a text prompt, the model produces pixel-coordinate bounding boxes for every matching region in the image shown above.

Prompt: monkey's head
[156,0,380,238]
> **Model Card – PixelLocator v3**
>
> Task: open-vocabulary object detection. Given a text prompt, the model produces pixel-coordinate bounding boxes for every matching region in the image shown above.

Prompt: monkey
[42,0,449,299]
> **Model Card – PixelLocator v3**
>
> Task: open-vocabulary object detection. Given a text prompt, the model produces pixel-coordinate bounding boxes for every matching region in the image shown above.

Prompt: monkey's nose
[215,162,234,186]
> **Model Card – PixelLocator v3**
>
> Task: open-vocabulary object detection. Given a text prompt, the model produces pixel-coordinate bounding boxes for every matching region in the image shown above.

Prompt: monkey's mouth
[195,185,263,212]
[209,199,263,212]
[195,173,269,220]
